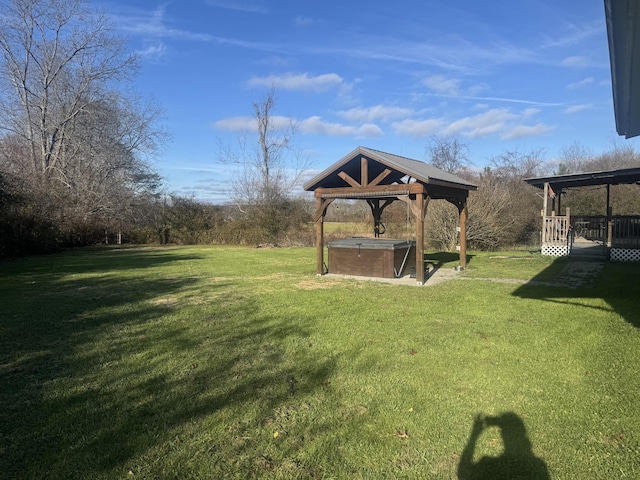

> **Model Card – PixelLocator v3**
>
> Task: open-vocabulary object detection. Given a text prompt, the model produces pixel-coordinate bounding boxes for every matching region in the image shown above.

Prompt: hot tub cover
[327,238,414,249]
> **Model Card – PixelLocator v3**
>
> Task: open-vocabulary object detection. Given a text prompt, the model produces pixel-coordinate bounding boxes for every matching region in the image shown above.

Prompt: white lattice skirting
[610,248,640,262]
[542,244,570,257]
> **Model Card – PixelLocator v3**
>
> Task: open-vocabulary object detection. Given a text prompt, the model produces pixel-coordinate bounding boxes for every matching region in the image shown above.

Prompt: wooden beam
[398,195,429,220]
[361,157,369,186]
[338,171,361,188]
[369,168,392,187]
[315,182,426,198]
[313,198,334,222]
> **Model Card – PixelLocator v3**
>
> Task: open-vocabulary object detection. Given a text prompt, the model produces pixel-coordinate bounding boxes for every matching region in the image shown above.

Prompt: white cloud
[339,105,413,123]
[121,4,213,42]
[300,116,382,138]
[567,77,594,89]
[444,108,517,138]
[422,75,461,96]
[502,123,553,140]
[136,42,168,60]
[212,116,254,131]
[246,73,344,91]
[561,56,591,67]
[212,115,293,132]
[392,118,443,138]
[205,0,268,14]
[213,114,382,138]
[564,104,593,114]
[541,21,604,49]
[467,83,490,96]
[522,108,541,118]
[392,107,552,140]
[294,16,315,26]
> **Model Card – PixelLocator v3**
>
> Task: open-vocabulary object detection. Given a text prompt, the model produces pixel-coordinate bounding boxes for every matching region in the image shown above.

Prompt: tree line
[1,0,639,257]
[0,0,164,255]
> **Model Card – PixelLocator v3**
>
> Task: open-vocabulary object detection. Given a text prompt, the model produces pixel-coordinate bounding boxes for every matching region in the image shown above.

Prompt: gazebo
[303,147,477,285]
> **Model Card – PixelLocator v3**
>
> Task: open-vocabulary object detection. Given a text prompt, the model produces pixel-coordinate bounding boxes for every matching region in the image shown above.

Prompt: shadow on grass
[458,412,550,480]
[423,252,475,279]
[1,245,204,277]
[512,256,640,328]
[0,249,337,479]
[424,251,475,267]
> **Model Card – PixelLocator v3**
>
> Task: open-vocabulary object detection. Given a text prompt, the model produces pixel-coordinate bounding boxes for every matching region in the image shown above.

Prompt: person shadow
[458,412,550,480]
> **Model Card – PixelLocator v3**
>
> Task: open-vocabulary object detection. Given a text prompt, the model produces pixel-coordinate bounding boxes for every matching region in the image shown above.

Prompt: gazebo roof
[303,146,476,197]
[524,166,640,190]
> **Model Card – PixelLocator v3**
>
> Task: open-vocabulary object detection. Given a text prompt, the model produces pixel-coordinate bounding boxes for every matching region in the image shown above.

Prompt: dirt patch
[295,279,345,290]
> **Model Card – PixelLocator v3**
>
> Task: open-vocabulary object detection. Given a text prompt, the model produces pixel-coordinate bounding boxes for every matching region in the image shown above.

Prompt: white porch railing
[543,215,570,245]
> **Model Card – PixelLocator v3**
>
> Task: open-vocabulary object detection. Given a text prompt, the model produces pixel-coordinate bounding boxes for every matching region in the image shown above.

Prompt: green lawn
[1,246,639,479]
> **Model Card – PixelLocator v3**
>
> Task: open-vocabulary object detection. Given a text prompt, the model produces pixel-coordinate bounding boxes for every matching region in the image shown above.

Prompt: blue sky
[100,0,637,203]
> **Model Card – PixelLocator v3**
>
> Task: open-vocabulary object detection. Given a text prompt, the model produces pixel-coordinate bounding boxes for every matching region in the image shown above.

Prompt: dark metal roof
[524,166,640,189]
[605,0,640,138]
[303,146,477,191]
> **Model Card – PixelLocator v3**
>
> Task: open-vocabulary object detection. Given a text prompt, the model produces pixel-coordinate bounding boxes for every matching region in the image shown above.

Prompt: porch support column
[606,184,613,255]
[543,182,549,217]
[459,199,468,269]
[415,192,425,285]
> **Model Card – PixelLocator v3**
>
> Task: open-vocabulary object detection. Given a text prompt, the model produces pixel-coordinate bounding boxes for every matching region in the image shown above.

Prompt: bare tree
[426,135,470,173]
[556,142,592,175]
[559,141,640,216]
[0,0,138,178]
[0,0,164,250]
[217,87,311,243]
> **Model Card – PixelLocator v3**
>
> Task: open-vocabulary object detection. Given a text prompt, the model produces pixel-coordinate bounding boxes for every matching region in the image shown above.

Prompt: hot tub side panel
[328,241,415,278]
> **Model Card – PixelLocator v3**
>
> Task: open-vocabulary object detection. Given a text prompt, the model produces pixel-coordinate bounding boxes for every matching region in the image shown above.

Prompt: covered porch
[525,167,640,261]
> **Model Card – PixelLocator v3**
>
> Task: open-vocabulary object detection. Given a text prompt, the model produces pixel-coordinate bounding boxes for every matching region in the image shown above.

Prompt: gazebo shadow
[424,252,475,275]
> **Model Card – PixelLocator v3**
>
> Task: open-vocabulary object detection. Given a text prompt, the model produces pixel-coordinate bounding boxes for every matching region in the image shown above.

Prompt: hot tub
[327,238,416,278]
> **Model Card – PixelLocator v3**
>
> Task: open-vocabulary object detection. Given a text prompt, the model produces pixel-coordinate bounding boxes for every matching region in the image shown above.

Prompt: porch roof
[524,166,640,190]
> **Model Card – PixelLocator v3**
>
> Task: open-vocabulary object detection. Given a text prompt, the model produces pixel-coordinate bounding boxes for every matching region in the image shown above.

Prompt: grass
[1,246,639,479]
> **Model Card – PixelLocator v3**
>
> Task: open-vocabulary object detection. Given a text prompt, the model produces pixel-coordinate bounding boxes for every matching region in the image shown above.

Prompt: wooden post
[542,182,549,246]
[415,193,425,285]
[606,184,612,249]
[315,197,325,275]
[367,198,395,237]
[368,199,382,237]
[314,197,334,274]
[459,200,468,269]
[361,157,369,186]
